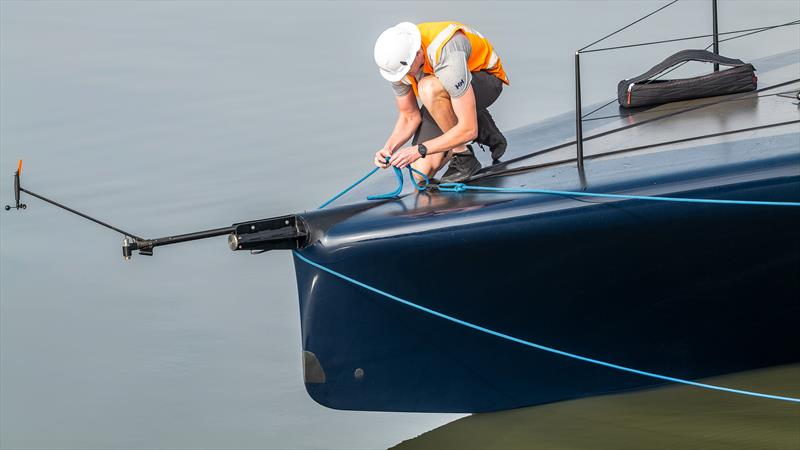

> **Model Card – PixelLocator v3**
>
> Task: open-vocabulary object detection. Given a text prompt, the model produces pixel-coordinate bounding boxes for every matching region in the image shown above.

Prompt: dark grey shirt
[391,32,472,99]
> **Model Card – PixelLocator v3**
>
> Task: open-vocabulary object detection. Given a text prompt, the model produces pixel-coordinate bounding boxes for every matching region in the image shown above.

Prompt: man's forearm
[420,122,478,155]
[384,112,422,152]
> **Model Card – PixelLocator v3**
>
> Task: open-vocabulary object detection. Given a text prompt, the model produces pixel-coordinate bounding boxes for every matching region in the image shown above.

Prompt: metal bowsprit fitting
[4,160,27,211]
[5,161,309,260]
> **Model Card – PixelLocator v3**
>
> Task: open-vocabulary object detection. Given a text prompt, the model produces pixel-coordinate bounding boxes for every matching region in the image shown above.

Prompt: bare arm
[385,91,421,151]
[375,91,421,168]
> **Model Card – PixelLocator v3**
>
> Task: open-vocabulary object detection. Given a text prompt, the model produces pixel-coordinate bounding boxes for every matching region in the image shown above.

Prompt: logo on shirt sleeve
[455,79,465,90]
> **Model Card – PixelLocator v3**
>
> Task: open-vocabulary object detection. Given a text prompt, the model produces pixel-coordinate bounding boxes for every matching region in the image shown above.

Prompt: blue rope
[293,250,800,403]
[438,183,800,207]
[319,159,429,208]
[318,167,380,209]
[368,165,430,200]
[305,168,800,403]
[366,165,405,200]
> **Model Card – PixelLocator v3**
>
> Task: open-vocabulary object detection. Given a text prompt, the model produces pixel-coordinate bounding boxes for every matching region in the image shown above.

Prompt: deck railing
[572,0,798,170]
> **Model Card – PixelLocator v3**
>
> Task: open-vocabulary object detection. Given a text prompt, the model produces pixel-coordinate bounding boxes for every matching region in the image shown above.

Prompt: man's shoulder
[445,31,471,49]
[434,32,471,68]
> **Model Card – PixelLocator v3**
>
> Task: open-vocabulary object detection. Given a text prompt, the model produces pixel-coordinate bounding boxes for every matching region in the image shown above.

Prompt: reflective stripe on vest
[406,21,509,97]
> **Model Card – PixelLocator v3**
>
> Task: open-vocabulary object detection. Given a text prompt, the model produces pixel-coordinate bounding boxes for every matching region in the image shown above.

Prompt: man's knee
[418,76,448,106]
[412,151,448,177]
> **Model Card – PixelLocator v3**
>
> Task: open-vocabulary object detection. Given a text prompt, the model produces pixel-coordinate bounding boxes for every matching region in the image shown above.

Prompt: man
[373,21,509,183]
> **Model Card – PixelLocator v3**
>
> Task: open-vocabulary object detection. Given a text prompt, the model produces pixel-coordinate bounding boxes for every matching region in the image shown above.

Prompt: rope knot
[438,183,467,192]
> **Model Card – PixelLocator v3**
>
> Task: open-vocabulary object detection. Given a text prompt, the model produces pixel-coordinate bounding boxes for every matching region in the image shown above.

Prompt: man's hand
[374,148,391,168]
[389,145,421,169]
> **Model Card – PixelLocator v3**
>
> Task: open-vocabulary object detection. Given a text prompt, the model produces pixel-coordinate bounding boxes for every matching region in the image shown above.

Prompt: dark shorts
[412,71,504,145]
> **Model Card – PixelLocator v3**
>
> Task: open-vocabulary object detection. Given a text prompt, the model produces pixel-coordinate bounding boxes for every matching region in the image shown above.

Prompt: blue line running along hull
[293,158,799,412]
[291,52,800,413]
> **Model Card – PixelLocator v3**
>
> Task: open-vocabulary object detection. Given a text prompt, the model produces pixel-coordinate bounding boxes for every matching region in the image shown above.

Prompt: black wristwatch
[417,143,428,159]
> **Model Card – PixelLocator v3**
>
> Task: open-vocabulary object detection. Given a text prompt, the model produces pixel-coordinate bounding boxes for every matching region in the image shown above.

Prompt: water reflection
[395,364,800,450]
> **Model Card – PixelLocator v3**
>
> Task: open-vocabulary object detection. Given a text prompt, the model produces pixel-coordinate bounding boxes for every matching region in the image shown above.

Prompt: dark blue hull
[292,145,800,412]
[291,51,800,412]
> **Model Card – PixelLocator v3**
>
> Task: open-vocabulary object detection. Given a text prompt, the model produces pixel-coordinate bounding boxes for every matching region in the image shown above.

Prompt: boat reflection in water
[393,364,800,450]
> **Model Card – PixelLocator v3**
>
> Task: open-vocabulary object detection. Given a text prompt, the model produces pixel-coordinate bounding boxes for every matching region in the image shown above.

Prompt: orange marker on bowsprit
[5,159,25,211]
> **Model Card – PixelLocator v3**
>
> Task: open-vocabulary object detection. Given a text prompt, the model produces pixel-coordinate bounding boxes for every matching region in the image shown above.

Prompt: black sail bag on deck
[617,49,757,108]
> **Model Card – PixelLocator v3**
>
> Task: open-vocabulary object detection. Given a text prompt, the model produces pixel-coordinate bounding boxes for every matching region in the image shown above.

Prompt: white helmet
[373,22,421,82]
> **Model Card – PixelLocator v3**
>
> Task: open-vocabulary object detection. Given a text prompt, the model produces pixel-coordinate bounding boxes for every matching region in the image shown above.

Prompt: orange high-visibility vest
[406,21,509,97]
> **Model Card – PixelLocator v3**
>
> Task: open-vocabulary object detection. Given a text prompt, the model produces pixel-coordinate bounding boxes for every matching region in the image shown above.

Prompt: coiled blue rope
[304,167,800,403]
[438,183,800,207]
[367,165,429,200]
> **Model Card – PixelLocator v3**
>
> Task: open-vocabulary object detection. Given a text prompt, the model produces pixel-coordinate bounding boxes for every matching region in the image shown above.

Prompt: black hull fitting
[291,51,800,413]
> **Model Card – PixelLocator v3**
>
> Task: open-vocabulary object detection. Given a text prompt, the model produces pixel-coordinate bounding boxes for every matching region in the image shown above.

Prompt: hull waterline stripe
[293,250,800,404]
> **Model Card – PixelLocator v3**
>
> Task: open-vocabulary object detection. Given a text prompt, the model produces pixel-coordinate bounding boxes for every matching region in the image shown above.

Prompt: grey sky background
[1,1,798,449]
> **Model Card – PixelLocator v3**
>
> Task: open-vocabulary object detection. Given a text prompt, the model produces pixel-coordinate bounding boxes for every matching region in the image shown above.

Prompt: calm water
[1,1,798,449]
